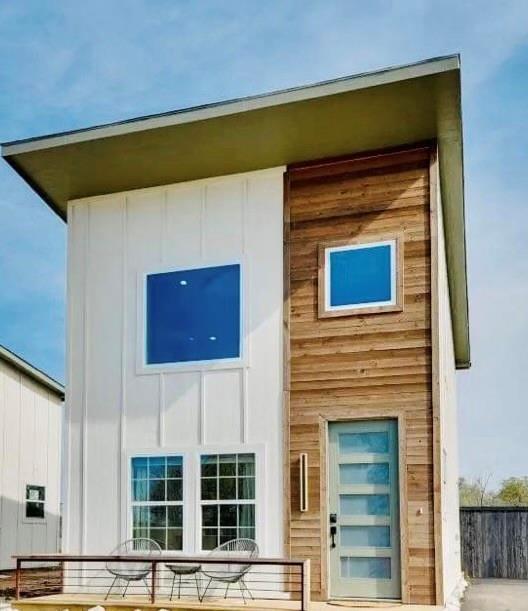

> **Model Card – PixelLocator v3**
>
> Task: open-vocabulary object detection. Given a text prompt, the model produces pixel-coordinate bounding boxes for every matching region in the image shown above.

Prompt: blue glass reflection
[330,244,392,307]
[339,432,389,454]
[146,264,241,364]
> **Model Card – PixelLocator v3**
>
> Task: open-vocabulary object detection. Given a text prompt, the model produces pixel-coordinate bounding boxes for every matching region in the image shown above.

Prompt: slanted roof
[1,54,470,368]
[0,344,64,399]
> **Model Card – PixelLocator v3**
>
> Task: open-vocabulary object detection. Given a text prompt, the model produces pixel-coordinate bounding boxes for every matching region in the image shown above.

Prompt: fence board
[460,507,528,579]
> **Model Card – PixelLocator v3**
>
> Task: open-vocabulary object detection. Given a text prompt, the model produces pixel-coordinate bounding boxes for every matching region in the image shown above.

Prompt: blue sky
[0,0,527,487]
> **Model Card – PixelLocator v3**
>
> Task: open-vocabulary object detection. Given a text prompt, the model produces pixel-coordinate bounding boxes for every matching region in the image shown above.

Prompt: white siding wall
[0,360,62,569]
[437,189,463,602]
[65,168,284,556]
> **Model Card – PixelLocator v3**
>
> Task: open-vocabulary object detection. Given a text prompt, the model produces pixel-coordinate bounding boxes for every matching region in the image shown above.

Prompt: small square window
[146,264,241,366]
[319,236,403,317]
[26,485,45,519]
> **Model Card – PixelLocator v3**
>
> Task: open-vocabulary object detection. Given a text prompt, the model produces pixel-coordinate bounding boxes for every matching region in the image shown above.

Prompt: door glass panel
[341,557,391,579]
[340,494,390,516]
[339,463,389,485]
[341,525,390,547]
[339,432,389,454]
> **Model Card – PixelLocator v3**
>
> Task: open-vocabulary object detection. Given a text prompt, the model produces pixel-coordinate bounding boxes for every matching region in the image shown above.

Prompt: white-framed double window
[200,453,256,550]
[141,262,243,371]
[130,455,184,550]
[129,450,258,553]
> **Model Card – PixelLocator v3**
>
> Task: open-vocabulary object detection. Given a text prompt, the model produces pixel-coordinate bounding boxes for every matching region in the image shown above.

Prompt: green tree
[497,477,528,506]
[459,475,495,506]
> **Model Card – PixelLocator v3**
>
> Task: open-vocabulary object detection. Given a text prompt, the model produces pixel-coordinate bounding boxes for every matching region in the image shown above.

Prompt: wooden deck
[11,593,443,611]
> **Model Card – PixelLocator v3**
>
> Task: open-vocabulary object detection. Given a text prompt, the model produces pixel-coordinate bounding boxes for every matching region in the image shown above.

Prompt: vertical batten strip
[429,146,444,604]
[199,372,205,445]
[63,203,74,553]
[240,369,248,443]
[158,373,165,447]
[158,190,169,448]
[119,197,128,543]
[282,170,291,559]
[241,178,249,442]
[199,186,206,445]
[200,185,206,262]
[80,203,90,555]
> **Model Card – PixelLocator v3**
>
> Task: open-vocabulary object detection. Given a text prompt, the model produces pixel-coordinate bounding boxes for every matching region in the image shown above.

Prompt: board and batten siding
[0,359,62,569]
[65,168,285,557]
[285,146,438,604]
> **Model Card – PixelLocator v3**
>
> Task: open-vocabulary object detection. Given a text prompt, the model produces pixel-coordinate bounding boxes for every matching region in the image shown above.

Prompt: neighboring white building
[0,344,64,569]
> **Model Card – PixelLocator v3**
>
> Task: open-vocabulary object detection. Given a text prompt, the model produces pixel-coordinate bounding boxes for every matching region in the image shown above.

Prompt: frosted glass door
[328,420,401,599]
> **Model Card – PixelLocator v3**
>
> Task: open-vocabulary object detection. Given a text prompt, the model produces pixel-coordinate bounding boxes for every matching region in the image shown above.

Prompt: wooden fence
[460,507,528,579]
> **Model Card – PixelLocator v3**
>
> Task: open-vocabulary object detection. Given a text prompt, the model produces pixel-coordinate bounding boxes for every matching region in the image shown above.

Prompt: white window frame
[319,234,404,318]
[137,259,248,375]
[198,452,257,552]
[127,452,190,554]
[125,444,265,556]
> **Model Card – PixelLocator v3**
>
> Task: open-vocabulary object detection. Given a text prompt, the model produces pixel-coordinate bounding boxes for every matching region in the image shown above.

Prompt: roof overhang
[0,344,64,399]
[1,54,470,368]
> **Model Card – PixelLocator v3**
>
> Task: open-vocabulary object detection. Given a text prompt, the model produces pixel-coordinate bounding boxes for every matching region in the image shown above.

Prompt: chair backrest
[106,538,162,577]
[203,538,259,580]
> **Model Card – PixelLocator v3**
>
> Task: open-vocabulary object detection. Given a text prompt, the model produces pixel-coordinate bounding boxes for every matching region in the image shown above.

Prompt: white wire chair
[104,537,162,599]
[199,538,259,603]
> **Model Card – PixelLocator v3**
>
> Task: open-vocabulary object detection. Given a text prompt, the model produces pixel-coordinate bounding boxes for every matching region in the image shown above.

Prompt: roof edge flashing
[1,54,460,157]
[0,345,65,399]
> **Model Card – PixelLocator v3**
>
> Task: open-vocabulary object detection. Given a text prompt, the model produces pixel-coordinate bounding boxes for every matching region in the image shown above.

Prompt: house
[0,345,63,569]
[1,55,469,608]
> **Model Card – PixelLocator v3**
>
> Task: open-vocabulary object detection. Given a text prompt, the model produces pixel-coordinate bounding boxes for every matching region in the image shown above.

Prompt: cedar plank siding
[284,146,435,604]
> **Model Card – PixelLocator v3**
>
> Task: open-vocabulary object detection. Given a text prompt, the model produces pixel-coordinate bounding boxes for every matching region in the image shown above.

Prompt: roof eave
[0,345,65,399]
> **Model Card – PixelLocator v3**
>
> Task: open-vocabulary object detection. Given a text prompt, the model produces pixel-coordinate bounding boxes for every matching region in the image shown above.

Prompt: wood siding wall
[284,146,436,604]
[461,508,528,579]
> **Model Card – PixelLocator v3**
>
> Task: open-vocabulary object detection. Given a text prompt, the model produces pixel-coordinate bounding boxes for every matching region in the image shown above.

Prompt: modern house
[2,55,469,608]
[0,345,63,569]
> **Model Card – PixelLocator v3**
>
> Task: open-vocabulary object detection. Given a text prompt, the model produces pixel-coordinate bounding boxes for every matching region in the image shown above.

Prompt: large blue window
[320,238,401,317]
[146,264,241,365]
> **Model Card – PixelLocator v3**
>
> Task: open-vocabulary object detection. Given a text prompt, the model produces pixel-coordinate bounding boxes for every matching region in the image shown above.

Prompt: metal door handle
[329,513,337,548]
[330,525,337,548]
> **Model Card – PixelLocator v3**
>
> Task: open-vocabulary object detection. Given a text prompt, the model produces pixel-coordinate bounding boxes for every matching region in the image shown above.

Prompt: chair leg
[122,580,129,598]
[199,577,212,603]
[105,576,118,600]
[170,573,176,601]
[242,578,254,600]
[143,577,151,597]
[224,583,230,599]
[178,574,182,600]
[239,580,246,604]
[195,573,201,600]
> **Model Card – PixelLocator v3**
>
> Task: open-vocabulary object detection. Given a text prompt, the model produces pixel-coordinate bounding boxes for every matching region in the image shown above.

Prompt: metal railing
[14,554,310,610]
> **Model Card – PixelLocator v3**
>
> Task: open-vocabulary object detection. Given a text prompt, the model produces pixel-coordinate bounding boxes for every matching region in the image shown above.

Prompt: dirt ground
[0,568,62,600]
[462,579,528,611]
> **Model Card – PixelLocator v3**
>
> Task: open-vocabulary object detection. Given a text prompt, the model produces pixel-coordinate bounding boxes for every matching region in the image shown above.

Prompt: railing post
[15,558,21,600]
[151,560,157,604]
[60,560,65,594]
[301,559,310,611]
